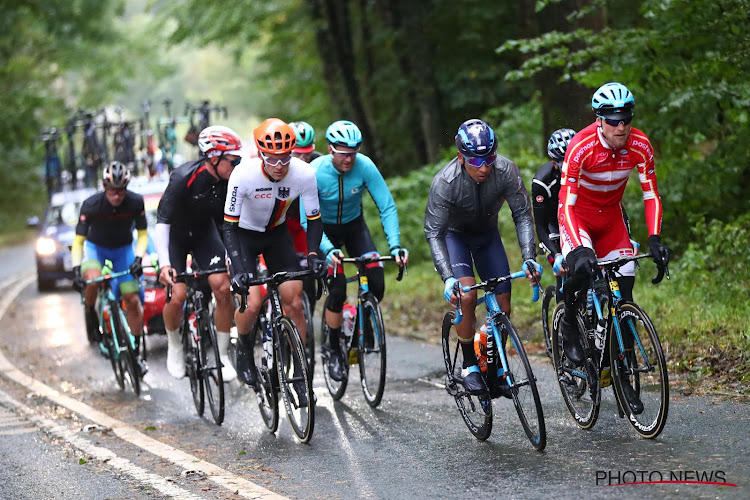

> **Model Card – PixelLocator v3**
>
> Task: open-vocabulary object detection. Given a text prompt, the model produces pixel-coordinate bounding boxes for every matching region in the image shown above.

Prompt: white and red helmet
[197,125,244,157]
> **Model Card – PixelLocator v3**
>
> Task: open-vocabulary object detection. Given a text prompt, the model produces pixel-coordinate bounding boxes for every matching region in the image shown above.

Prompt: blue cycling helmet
[454,119,497,157]
[547,128,576,162]
[592,82,635,119]
[325,120,362,147]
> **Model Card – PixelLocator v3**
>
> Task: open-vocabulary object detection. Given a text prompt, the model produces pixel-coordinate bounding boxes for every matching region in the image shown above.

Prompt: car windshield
[45,202,81,226]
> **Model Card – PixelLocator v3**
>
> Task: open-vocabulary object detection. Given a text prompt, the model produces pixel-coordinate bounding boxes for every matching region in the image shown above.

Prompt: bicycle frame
[85,268,133,360]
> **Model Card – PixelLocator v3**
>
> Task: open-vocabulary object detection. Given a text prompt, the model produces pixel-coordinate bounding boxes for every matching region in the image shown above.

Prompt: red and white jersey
[558,122,662,249]
[224,157,321,232]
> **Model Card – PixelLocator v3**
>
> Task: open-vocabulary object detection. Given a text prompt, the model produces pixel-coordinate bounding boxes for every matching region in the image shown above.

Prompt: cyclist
[71,161,149,377]
[424,118,539,396]
[533,128,576,277]
[224,118,327,405]
[309,120,409,382]
[558,82,671,414]
[155,125,243,382]
[287,121,324,313]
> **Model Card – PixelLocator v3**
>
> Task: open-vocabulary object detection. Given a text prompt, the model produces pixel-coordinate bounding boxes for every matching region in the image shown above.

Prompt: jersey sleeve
[632,132,663,236]
[361,156,400,250]
[156,170,185,224]
[424,175,453,281]
[222,166,248,275]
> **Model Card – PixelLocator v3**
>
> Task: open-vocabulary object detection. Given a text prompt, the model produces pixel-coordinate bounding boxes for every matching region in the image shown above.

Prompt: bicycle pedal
[600,367,612,388]
[347,349,359,365]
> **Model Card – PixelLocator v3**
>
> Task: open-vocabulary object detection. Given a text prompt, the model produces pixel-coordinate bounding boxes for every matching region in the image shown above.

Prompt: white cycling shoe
[216,332,237,382]
[167,329,186,379]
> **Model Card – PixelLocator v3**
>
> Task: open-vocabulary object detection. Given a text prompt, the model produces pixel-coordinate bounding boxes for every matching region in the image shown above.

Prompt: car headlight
[36,237,58,256]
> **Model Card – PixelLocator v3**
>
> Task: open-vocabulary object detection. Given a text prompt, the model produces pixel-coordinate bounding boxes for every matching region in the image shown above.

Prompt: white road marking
[0,273,287,500]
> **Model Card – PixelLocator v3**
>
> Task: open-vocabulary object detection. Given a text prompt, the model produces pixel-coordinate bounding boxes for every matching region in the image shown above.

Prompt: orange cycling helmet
[254,118,296,155]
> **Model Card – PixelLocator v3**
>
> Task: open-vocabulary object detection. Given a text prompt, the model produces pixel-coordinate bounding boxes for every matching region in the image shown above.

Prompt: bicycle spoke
[276,316,314,443]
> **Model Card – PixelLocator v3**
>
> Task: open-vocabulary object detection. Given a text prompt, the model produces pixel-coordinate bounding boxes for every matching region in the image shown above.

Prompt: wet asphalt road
[0,242,747,499]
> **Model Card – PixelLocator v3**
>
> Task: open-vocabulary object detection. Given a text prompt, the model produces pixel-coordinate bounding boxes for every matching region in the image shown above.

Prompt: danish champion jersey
[223,157,321,231]
[558,122,662,249]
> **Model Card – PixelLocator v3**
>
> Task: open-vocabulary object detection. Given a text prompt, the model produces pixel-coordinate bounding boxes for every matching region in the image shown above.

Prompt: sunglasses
[261,152,292,167]
[464,154,497,168]
[224,155,242,167]
[330,145,359,158]
[600,115,633,127]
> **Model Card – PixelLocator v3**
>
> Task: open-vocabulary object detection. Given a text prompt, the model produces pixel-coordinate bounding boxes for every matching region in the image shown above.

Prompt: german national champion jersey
[223,157,321,231]
[558,122,662,249]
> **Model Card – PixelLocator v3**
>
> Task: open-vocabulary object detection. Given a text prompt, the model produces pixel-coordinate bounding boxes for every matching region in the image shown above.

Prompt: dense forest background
[1,0,748,386]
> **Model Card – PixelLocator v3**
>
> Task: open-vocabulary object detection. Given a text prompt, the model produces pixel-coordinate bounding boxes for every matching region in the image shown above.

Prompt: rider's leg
[163,282,187,378]
[279,280,305,343]
[234,286,261,386]
[208,272,236,381]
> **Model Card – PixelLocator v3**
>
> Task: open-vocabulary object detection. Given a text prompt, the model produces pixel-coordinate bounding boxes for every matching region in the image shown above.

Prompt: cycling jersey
[424,156,536,282]
[223,157,323,276]
[558,122,662,252]
[532,160,561,256]
[155,159,228,267]
[75,191,147,248]
[309,153,401,255]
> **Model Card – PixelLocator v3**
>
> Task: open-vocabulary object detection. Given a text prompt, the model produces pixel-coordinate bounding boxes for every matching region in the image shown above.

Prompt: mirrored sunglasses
[330,145,359,158]
[464,154,496,168]
[261,152,292,166]
[224,155,242,167]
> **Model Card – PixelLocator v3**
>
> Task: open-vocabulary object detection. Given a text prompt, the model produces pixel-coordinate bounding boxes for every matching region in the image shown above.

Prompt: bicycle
[538,241,562,361]
[166,267,228,425]
[320,254,405,408]
[233,269,321,443]
[83,260,142,396]
[550,253,669,439]
[442,262,546,450]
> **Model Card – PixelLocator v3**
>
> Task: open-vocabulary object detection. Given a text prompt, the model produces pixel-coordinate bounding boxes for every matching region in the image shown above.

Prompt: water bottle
[473,324,488,373]
[188,313,198,346]
[102,304,112,334]
[594,319,606,350]
[262,321,273,370]
[343,303,356,338]
[586,289,595,316]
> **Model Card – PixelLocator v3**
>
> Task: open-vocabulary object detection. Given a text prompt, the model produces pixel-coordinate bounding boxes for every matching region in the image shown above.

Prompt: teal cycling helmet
[592,82,635,118]
[290,121,315,151]
[325,120,362,147]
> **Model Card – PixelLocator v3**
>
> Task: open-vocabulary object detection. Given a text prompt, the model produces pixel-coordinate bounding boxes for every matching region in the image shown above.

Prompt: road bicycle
[166,267,228,425]
[538,241,563,361]
[83,260,141,395]
[233,269,321,443]
[551,253,669,439]
[320,254,405,408]
[442,262,546,450]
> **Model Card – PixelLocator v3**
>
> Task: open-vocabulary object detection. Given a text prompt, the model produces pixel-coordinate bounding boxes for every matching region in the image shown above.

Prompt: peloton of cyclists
[309,120,409,382]
[155,125,243,382]
[224,117,327,406]
[72,161,149,377]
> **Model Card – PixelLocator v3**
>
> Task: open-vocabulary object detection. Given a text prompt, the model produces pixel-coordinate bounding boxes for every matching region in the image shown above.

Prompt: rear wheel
[551,303,599,429]
[498,316,546,451]
[103,309,125,390]
[111,304,140,395]
[276,316,314,443]
[610,302,669,439]
[441,311,492,441]
[359,295,387,407]
[251,316,278,433]
[199,313,224,425]
[183,311,204,416]
[321,315,349,400]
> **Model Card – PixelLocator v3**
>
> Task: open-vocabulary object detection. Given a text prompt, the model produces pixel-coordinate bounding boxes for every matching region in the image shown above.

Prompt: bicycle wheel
[301,293,315,380]
[321,315,349,399]
[198,313,224,425]
[551,303,600,429]
[497,316,546,451]
[276,316,314,443]
[183,313,204,416]
[112,306,141,396]
[541,284,557,361]
[103,308,125,391]
[359,295,387,407]
[251,317,279,433]
[441,311,492,441]
[610,302,669,439]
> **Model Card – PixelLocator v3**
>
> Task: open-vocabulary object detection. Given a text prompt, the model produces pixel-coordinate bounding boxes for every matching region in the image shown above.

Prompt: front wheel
[183,312,204,417]
[498,316,546,451]
[441,311,492,441]
[359,295,387,407]
[610,302,669,439]
[551,303,599,429]
[111,303,140,395]
[251,316,278,433]
[199,313,224,425]
[276,316,314,443]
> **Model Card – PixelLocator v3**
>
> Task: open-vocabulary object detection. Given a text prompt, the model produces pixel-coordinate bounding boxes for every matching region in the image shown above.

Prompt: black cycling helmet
[455,119,497,157]
[103,161,131,189]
